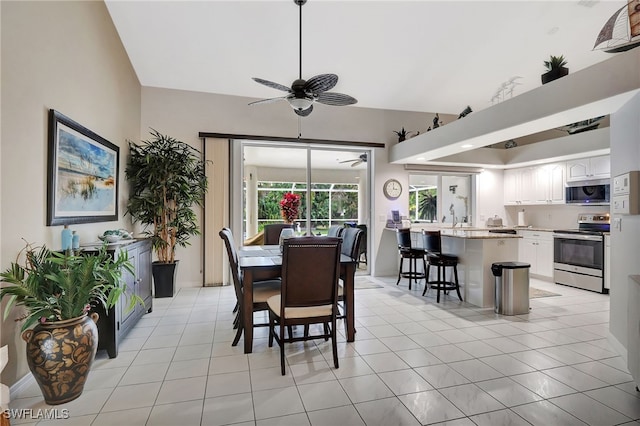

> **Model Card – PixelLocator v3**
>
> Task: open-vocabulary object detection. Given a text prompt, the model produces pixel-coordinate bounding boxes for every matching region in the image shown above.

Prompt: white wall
[140,87,441,283]
[475,169,506,226]
[504,204,609,229]
[1,1,141,386]
[609,92,640,354]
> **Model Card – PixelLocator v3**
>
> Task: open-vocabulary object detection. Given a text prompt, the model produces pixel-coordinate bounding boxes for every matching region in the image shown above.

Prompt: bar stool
[395,228,427,290]
[421,230,463,303]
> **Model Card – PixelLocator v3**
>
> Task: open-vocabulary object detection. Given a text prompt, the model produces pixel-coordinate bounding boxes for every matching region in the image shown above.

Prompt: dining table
[238,245,357,354]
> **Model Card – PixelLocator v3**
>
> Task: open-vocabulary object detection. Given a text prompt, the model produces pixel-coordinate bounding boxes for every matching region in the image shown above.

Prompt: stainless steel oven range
[553,213,610,293]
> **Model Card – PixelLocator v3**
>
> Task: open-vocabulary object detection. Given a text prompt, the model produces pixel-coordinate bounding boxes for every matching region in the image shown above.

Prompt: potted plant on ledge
[125,130,208,298]
[541,55,569,84]
[0,243,138,405]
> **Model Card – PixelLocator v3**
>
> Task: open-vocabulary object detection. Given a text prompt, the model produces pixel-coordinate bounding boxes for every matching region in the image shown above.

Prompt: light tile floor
[8,276,640,425]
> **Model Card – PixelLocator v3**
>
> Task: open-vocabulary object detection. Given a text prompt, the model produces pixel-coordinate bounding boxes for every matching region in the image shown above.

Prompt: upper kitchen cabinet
[504,162,564,205]
[566,155,610,182]
[533,163,565,204]
[504,167,535,205]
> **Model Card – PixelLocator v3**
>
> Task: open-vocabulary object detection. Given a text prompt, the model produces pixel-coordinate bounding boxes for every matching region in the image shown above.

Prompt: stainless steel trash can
[491,261,530,315]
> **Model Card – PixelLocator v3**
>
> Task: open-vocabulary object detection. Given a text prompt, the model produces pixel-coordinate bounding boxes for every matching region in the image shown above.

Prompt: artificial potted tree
[125,130,208,298]
[0,243,138,405]
[541,55,569,84]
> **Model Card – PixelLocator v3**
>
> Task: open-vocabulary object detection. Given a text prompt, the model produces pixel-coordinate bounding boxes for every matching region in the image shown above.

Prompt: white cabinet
[533,163,565,204]
[566,155,610,182]
[505,163,564,205]
[518,230,554,278]
[504,168,535,205]
[605,234,610,290]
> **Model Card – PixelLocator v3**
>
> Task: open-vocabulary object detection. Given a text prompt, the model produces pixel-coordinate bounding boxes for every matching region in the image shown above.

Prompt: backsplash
[504,204,609,229]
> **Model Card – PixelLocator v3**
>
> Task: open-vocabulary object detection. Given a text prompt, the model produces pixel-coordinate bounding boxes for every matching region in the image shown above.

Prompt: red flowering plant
[279,192,301,224]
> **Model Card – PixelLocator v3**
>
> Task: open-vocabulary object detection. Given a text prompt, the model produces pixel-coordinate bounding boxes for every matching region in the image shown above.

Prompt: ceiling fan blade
[248,96,287,106]
[350,160,363,167]
[294,105,313,117]
[252,77,291,92]
[304,74,338,94]
[316,92,358,106]
[338,159,357,164]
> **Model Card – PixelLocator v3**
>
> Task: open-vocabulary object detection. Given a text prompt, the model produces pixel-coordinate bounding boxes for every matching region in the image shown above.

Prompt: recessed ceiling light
[577,0,598,8]
[461,144,473,148]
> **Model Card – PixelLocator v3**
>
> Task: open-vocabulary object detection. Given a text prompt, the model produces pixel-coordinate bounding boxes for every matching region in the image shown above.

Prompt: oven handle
[553,233,603,242]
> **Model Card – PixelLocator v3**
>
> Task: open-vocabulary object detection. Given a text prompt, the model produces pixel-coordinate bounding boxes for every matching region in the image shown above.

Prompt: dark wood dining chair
[327,225,344,238]
[263,223,294,245]
[219,228,282,346]
[356,224,367,267]
[267,236,342,375]
[337,227,362,326]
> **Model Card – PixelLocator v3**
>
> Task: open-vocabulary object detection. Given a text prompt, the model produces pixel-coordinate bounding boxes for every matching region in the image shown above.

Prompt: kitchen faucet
[449,204,458,228]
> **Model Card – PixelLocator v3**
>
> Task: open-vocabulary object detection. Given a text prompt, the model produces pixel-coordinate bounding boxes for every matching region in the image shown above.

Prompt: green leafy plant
[544,55,567,71]
[0,242,139,332]
[393,127,413,142]
[125,130,208,263]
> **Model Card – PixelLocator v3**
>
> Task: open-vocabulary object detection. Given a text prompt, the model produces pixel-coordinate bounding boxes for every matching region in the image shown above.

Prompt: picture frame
[47,109,119,225]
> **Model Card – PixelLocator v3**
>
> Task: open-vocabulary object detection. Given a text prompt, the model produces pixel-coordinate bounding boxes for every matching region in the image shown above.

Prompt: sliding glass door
[235,142,370,270]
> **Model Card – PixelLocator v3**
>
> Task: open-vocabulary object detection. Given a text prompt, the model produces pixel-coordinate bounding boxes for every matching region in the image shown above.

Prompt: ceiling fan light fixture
[249,0,356,116]
[288,97,313,111]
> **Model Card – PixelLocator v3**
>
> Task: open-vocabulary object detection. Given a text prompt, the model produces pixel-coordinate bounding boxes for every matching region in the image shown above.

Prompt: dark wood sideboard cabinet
[90,239,153,358]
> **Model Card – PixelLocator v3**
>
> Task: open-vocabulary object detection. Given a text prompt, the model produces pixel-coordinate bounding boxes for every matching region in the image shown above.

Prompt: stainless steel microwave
[566,182,610,205]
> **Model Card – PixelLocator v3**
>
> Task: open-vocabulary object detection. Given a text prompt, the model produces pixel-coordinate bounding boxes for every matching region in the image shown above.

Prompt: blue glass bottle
[61,225,72,251]
[72,231,80,250]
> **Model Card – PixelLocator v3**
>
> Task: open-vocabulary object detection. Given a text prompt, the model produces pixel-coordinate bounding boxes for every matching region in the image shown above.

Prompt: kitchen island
[438,229,521,308]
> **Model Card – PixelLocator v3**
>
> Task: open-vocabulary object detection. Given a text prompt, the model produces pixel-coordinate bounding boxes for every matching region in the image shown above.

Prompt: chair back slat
[422,230,442,253]
[341,227,363,260]
[264,223,294,245]
[219,228,243,301]
[281,237,341,310]
[395,228,412,250]
[327,225,344,238]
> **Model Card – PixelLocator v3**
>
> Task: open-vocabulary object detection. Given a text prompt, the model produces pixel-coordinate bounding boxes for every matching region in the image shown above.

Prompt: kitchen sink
[487,229,517,235]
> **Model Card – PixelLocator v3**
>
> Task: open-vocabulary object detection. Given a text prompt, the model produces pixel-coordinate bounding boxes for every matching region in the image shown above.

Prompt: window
[239,144,369,241]
[409,173,472,225]
[252,181,359,232]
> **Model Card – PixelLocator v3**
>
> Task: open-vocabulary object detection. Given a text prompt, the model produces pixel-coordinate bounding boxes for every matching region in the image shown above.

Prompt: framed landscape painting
[47,110,119,225]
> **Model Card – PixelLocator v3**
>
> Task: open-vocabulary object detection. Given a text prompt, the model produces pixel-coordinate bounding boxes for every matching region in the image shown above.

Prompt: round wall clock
[383,179,402,200]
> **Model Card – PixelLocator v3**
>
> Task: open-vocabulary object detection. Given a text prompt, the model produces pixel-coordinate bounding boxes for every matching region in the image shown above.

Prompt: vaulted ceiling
[105,0,622,116]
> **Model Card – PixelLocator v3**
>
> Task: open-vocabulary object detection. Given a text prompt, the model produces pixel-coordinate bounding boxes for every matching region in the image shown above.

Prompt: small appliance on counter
[486,215,503,227]
[517,210,527,227]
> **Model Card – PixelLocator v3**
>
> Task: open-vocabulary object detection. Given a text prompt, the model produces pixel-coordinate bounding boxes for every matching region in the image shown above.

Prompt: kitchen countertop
[440,229,521,239]
[385,226,556,233]
[401,225,555,232]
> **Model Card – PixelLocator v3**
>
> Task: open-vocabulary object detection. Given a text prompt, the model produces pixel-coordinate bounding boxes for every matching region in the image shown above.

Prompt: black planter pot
[152,261,179,298]
[541,67,569,84]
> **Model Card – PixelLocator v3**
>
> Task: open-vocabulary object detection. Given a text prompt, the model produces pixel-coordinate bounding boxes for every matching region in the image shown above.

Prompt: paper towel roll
[518,211,526,227]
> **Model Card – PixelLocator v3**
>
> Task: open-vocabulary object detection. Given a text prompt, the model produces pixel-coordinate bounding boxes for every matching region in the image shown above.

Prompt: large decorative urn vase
[21,313,99,405]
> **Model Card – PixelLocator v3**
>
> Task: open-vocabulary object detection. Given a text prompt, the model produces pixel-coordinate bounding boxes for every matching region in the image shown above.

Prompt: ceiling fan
[339,153,367,167]
[249,0,357,117]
